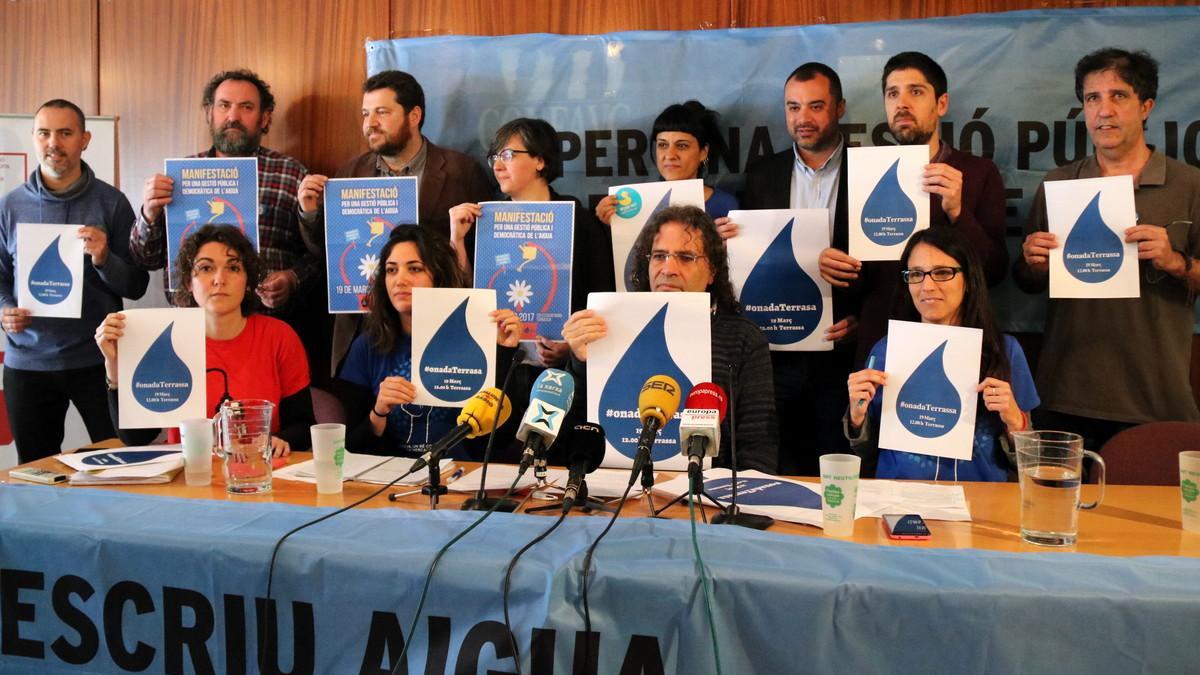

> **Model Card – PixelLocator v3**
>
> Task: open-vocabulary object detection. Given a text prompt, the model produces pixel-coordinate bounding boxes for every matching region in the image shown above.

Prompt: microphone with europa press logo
[516,369,575,476]
[627,374,682,487]
[678,382,727,480]
[409,387,512,474]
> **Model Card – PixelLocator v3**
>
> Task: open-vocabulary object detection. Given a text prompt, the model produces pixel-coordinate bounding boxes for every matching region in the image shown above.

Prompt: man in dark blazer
[296,70,494,376]
[740,62,860,476]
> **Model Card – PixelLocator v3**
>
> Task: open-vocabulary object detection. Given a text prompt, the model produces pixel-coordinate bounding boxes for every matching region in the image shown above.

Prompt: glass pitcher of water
[215,399,275,494]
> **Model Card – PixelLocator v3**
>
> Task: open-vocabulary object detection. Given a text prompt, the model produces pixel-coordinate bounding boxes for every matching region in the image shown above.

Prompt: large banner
[366,7,1200,331]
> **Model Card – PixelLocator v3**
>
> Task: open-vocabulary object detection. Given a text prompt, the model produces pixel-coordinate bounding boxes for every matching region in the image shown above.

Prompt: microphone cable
[390,470,526,675]
[501,510,569,675]
[688,471,723,675]
[469,350,523,509]
[579,479,637,672]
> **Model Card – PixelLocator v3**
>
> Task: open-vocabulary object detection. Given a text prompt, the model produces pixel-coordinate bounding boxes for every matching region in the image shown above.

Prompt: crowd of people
[1,46,1197,483]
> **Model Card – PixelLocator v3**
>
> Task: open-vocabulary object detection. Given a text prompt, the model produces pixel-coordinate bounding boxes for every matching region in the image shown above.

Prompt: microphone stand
[641,457,661,516]
[461,350,523,513]
[652,461,724,522]
[422,454,448,510]
[711,364,774,530]
[526,477,617,515]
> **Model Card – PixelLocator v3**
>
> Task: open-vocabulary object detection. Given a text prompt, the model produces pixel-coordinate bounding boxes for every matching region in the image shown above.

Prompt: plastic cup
[820,453,861,537]
[179,417,213,487]
[311,423,346,494]
[1181,451,1200,533]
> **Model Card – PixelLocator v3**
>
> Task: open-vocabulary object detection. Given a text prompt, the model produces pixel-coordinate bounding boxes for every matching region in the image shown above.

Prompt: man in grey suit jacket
[296,70,494,376]
[740,63,860,476]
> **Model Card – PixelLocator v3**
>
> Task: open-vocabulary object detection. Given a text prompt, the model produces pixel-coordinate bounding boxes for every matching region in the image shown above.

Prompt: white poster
[16,223,85,318]
[1045,175,1140,299]
[0,152,27,197]
[879,320,982,461]
[726,209,833,351]
[608,178,704,291]
[117,308,206,429]
[847,145,930,261]
[411,287,497,407]
[586,291,710,471]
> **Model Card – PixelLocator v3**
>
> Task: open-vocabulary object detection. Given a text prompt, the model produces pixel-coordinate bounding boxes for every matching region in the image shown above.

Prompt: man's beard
[369,124,411,158]
[889,117,933,146]
[211,122,261,156]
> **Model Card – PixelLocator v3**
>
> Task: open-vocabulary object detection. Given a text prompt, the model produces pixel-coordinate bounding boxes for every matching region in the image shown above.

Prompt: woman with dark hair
[845,227,1039,481]
[95,225,314,453]
[595,100,738,224]
[561,205,779,473]
[448,117,614,367]
[335,226,523,458]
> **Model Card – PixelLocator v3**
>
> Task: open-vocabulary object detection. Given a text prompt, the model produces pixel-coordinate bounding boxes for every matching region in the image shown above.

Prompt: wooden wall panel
[99,0,388,202]
[0,0,97,115]
[389,0,732,37]
[736,0,1200,27]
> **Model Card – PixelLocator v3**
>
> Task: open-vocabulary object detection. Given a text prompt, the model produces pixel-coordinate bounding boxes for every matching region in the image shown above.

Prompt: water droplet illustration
[624,189,673,288]
[598,305,693,461]
[419,298,488,402]
[1062,192,1123,283]
[131,323,194,413]
[27,234,73,304]
[739,218,824,345]
[896,340,961,438]
[862,159,918,246]
[704,477,822,509]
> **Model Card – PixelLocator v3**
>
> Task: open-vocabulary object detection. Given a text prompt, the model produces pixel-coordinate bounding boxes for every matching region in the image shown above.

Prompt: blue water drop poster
[607,179,705,292]
[586,292,711,471]
[879,320,982,461]
[1045,176,1140,299]
[411,287,497,407]
[473,201,575,341]
[16,223,85,318]
[847,146,929,261]
[323,176,419,313]
[726,209,833,351]
[117,308,207,428]
[164,157,259,290]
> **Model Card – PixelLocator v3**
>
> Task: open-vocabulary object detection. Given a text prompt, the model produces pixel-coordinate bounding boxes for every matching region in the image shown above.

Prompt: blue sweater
[0,163,148,370]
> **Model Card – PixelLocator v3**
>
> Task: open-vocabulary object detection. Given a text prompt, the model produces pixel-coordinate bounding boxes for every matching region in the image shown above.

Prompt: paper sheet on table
[652,469,826,527]
[56,445,185,472]
[855,480,971,521]
[449,464,544,493]
[67,453,184,485]
[274,453,453,487]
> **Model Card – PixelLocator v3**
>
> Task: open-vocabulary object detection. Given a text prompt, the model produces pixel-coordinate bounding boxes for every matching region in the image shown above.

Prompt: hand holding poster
[726,209,833,351]
[16,223,85,318]
[323,176,419,312]
[586,292,710,470]
[879,320,982,461]
[164,157,258,286]
[608,179,704,291]
[473,201,574,340]
[1045,175,1139,299]
[848,146,929,261]
[411,287,497,407]
[117,308,206,428]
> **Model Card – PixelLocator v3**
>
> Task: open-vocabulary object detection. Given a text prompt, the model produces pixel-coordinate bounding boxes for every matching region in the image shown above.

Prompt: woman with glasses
[95,225,314,454]
[844,227,1038,481]
[335,226,523,458]
[594,101,737,224]
[449,118,614,367]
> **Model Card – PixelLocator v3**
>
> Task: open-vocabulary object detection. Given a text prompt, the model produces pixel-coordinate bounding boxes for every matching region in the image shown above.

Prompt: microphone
[410,388,511,473]
[560,423,606,513]
[628,375,682,486]
[515,369,575,475]
[678,383,728,476]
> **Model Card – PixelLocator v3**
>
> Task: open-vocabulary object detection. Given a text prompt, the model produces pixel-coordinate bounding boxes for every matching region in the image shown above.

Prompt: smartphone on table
[882,513,931,540]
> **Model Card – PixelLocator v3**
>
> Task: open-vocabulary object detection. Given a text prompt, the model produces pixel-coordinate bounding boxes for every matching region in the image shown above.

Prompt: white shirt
[790,138,844,238]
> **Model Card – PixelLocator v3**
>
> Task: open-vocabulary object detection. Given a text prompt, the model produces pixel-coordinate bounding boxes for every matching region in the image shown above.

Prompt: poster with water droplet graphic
[1045,176,1139,299]
[16,223,85,318]
[726,209,833,351]
[848,146,929,261]
[323,176,418,313]
[117,308,206,428]
[473,201,574,341]
[879,320,981,461]
[586,292,710,470]
[411,287,497,406]
[607,179,704,291]
[164,157,259,289]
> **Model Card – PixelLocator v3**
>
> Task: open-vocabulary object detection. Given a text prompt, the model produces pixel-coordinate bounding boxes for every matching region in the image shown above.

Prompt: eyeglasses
[901,266,963,284]
[647,251,706,265]
[488,149,532,165]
